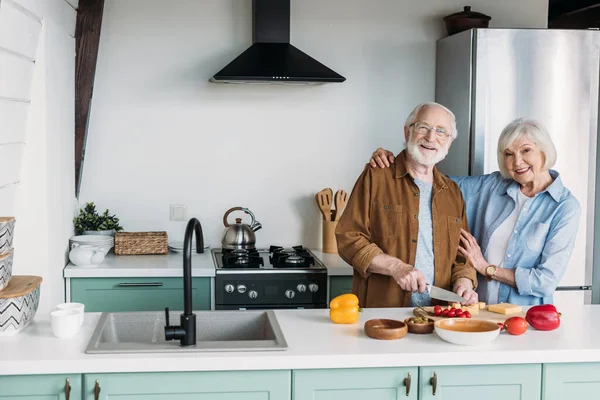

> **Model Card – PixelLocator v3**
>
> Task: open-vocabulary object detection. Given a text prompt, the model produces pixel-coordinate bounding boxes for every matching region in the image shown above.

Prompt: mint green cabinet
[543,362,600,399]
[84,370,290,400]
[0,374,82,400]
[328,276,353,302]
[293,367,417,399]
[419,364,541,399]
[70,277,211,312]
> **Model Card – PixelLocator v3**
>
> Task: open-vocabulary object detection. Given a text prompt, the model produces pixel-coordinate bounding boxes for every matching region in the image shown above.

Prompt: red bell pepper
[525,304,561,331]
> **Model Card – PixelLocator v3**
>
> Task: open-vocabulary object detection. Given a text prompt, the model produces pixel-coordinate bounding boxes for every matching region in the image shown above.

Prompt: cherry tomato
[434,308,442,316]
[463,311,471,318]
[455,310,464,318]
[448,309,456,318]
[504,317,528,336]
[441,309,449,316]
[434,305,442,313]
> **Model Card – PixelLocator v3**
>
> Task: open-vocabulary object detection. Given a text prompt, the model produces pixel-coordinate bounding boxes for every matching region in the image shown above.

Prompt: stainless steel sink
[85,310,287,354]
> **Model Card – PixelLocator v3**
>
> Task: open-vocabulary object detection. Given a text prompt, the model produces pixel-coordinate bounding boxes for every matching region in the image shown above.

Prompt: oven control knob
[285,289,295,299]
[296,284,307,293]
[308,283,319,293]
[237,284,247,294]
[248,290,258,299]
[224,284,235,293]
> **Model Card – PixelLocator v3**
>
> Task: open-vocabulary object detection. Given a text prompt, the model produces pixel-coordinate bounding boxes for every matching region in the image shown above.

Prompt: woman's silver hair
[404,102,458,139]
[497,118,557,179]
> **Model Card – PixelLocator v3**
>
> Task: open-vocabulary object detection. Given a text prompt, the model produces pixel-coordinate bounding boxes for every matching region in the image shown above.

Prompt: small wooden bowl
[364,319,408,340]
[404,317,435,334]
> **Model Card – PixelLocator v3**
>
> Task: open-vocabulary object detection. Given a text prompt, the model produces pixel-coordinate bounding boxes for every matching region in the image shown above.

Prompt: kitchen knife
[426,284,466,303]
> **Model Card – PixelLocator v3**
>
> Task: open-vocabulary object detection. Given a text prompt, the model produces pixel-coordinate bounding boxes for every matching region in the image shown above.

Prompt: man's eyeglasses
[410,122,451,139]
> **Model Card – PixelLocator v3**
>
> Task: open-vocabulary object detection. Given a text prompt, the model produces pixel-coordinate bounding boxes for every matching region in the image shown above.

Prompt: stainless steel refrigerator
[434,29,600,308]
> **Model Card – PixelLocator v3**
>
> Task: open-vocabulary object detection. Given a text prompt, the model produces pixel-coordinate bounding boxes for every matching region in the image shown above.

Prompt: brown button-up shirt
[335,150,477,308]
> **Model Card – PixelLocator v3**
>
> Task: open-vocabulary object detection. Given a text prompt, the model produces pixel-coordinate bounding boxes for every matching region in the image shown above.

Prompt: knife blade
[426,284,465,303]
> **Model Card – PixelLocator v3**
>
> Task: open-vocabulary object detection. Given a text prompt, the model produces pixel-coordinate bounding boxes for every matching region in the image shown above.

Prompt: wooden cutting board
[414,306,526,323]
[0,275,42,299]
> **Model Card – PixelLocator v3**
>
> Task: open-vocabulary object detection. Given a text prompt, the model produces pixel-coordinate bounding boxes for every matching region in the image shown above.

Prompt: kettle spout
[251,221,263,232]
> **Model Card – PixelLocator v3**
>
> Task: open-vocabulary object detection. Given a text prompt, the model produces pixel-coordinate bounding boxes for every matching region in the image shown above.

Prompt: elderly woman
[369,118,580,305]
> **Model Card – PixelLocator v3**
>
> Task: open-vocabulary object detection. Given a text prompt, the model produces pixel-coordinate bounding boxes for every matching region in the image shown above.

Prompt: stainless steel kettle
[221,207,262,250]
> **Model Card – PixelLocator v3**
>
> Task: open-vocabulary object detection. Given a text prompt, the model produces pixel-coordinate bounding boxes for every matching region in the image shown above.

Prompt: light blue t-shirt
[411,178,435,307]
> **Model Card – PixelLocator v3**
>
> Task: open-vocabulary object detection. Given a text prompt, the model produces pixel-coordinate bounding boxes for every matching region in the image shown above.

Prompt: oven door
[216,304,327,310]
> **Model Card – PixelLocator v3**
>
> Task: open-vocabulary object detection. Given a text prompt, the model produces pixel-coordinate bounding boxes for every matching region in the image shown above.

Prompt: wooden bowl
[404,317,435,334]
[364,319,408,340]
[434,318,500,346]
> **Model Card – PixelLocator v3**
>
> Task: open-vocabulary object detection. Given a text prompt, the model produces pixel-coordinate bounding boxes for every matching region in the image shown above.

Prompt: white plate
[70,235,114,244]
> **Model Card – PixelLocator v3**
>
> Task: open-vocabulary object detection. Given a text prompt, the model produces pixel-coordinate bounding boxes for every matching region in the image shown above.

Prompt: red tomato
[448,309,456,318]
[434,305,442,312]
[441,309,449,316]
[434,308,442,316]
[504,316,528,335]
[463,311,471,318]
[455,310,464,317]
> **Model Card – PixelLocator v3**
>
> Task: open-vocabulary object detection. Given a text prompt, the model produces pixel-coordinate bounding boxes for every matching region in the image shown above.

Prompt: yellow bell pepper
[329,293,362,324]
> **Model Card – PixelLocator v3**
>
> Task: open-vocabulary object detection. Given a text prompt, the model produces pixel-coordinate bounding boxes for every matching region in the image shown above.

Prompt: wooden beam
[75,0,104,197]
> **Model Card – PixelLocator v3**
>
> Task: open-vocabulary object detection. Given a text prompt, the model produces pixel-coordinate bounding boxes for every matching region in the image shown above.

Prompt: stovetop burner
[269,245,315,268]
[214,246,326,272]
[221,248,264,269]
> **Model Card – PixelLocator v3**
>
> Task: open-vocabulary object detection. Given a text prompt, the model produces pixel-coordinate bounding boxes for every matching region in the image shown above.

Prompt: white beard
[406,136,449,167]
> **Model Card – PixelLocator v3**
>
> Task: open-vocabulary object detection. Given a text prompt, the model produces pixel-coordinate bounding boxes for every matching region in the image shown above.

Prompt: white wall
[0,0,77,317]
[81,0,548,249]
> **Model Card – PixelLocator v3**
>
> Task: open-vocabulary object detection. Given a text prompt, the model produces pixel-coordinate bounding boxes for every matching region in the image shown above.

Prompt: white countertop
[2,306,600,375]
[310,250,354,276]
[63,250,354,278]
[63,252,216,278]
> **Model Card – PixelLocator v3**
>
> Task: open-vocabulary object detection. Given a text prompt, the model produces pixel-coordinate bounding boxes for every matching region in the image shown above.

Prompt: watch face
[486,266,496,275]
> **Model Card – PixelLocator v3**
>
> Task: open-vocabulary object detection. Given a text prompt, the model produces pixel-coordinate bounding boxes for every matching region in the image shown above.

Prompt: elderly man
[335,102,478,308]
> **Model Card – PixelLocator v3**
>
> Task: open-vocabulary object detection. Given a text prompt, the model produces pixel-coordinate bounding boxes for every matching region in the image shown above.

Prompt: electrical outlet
[170,204,187,221]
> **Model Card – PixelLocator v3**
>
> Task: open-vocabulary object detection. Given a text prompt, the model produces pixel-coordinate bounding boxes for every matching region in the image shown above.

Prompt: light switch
[170,204,187,221]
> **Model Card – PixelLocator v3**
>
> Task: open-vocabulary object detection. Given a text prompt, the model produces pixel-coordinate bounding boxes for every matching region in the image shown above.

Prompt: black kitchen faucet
[164,217,204,346]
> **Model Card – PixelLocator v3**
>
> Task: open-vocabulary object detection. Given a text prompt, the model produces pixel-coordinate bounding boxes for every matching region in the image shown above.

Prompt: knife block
[322,220,338,254]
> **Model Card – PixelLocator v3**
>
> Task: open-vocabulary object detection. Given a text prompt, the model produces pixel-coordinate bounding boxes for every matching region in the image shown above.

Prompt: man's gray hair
[497,118,557,179]
[404,102,458,139]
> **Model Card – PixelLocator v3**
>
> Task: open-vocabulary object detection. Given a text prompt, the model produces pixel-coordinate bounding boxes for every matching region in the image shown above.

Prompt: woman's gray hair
[404,102,458,139]
[497,118,557,178]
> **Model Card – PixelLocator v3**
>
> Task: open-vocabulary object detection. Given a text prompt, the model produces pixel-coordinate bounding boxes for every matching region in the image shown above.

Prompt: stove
[212,246,328,310]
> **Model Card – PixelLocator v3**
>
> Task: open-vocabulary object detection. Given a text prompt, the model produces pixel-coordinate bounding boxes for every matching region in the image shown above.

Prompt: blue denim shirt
[451,171,580,305]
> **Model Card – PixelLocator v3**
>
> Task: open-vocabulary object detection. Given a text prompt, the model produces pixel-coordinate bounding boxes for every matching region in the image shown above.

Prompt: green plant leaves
[73,202,124,234]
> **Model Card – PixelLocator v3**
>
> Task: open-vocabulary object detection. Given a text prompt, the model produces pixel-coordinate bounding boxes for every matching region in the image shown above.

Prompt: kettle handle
[223,207,255,227]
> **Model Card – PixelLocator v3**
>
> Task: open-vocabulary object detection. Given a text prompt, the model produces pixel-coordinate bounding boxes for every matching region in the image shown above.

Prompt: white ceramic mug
[56,302,85,326]
[50,309,81,339]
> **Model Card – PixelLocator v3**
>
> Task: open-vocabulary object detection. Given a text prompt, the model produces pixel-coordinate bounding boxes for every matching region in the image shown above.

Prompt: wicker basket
[114,231,168,255]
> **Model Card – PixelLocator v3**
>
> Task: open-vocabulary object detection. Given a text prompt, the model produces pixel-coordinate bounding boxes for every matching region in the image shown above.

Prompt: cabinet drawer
[294,368,417,399]
[543,362,600,399]
[0,374,82,399]
[328,276,353,302]
[420,364,541,399]
[70,277,211,312]
[84,370,290,399]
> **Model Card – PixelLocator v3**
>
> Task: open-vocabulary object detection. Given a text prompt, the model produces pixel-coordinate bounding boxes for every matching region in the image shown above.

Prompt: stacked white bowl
[69,235,114,254]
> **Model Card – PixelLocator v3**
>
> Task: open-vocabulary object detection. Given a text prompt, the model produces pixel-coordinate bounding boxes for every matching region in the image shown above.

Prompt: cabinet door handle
[430,372,437,396]
[64,378,71,400]
[117,282,163,287]
[94,380,101,400]
[403,372,411,396]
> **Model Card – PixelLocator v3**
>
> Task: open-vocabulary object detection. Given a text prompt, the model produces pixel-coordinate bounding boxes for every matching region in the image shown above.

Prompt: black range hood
[210,0,346,84]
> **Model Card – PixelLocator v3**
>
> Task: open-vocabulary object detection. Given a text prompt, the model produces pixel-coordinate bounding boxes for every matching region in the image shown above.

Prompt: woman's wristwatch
[485,265,497,282]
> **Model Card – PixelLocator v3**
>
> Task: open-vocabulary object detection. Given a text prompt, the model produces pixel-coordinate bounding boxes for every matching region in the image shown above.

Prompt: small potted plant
[73,202,124,236]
